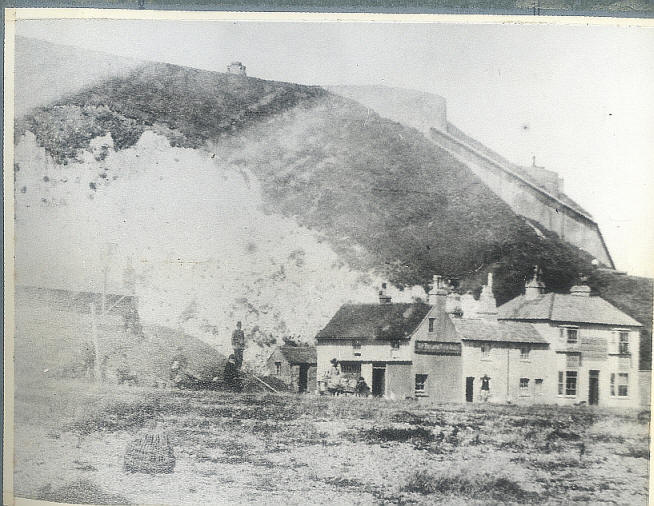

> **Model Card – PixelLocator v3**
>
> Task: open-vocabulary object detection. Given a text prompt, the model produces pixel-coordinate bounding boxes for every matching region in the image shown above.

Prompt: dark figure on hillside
[170,347,189,385]
[80,340,96,380]
[223,354,242,391]
[116,354,138,386]
[123,304,144,339]
[100,354,109,383]
[231,321,246,368]
[480,374,491,402]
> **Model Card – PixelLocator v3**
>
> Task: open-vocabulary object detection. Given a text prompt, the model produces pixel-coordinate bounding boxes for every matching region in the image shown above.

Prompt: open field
[13,380,650,505]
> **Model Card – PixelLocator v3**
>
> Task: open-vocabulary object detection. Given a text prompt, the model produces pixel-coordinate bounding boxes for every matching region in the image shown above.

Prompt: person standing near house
[480,374,491,402]
[326,358,342,395]
[231,321,246,368]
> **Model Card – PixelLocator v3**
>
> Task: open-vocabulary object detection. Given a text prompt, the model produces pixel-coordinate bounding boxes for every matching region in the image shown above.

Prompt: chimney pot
[379,283,392,304]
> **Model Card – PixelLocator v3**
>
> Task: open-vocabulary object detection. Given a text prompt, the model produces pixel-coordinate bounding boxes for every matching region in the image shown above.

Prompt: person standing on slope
[231,321,246,368]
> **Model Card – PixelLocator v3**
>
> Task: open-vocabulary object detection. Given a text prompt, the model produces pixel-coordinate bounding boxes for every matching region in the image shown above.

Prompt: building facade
[316,272,642,407]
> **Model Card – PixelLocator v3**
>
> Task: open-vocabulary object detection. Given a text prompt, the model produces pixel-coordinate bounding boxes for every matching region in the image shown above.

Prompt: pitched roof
[498,292,642,327]
[452,319,547,344]
[279,345,317,364]
[316,303,431,341]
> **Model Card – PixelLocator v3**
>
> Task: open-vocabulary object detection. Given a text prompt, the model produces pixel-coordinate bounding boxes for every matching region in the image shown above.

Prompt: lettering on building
[415,341,461,355]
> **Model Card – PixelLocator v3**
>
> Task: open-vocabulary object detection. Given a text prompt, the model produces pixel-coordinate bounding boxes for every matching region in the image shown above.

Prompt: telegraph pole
[91,302,101,383]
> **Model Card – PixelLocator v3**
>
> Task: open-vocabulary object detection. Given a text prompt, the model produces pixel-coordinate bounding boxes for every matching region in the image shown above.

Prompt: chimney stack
[477,272,498,320]
[524,266,546,300]
[378,282,392,304]
[570,285,591,297]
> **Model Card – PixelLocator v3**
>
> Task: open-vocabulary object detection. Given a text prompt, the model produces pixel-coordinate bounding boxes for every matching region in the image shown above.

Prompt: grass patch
[37,479,130,505]
[402,470,538,502]
[359,426,435,444]
[66,396,162,435]
[390,410,444,427]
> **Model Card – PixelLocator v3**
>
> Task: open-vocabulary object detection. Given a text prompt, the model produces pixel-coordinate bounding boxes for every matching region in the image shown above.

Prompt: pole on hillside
[102,265,108,315]
[250,373,278,393]
[91,302,101,384]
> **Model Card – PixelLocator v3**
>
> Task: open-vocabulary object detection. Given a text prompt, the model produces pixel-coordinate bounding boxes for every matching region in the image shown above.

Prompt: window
[566,353,581,368]
[391,341,401,350]
[558,371,577,396]
[340,362,361,376]
[619,332,630,354]
[611,373,629,397]
[520,347,530,360]
[519,377,530,395]
[428,318,435,332]
[415,374,428,395]
[275,362,282,375]
[481,344,491,360]
[566,328,578,344]
[535,378,543,395]
[353,341,362,357]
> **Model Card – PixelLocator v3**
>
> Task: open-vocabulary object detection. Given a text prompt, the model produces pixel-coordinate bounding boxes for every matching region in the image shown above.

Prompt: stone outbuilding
[266,345,317,393]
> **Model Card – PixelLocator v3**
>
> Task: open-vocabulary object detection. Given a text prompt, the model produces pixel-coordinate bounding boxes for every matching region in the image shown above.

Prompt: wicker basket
[123,424,175,474]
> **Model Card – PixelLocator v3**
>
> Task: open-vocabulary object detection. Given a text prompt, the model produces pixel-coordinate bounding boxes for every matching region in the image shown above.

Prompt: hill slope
[16,48,646,363]
[15,60,593,298]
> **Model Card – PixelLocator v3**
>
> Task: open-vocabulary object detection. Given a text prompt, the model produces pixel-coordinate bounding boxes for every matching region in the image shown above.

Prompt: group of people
[168,321,247,390]
[324,358,371,396]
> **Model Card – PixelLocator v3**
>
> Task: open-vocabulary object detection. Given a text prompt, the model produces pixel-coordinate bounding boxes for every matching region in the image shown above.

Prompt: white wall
[531,322,641,408]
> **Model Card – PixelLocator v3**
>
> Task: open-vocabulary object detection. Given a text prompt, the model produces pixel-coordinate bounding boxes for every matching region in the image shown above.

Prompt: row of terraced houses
[315,270,643,408]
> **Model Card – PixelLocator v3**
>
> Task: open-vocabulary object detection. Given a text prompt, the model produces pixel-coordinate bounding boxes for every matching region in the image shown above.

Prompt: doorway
[372,363,386,397]
[589,370,599,405]
[298,365,309,393]
[466,377,474,402]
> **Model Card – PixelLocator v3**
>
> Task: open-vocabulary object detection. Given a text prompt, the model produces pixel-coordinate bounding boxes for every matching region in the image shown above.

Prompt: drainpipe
[506,346,510,402]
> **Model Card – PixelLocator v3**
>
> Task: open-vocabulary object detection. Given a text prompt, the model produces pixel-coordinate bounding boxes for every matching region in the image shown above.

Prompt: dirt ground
[12,380,651,505]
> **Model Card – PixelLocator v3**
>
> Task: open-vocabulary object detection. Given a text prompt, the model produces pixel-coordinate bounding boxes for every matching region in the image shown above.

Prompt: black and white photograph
[4,9,654,505]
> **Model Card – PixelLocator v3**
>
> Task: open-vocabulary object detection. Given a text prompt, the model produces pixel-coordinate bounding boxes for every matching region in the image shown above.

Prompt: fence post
[91,302,101,383]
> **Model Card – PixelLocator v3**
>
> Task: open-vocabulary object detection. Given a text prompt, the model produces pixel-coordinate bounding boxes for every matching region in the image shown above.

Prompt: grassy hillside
[15,287,226,386]
[587,270,653,370]
[16,62,326,164]
[16,61,597,308]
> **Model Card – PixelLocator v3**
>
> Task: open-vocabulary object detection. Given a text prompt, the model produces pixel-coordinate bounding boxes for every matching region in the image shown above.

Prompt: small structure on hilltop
[227,61,246,76]
[266,345,317,393]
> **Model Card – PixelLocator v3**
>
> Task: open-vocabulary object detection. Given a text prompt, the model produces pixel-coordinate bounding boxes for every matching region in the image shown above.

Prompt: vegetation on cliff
[16,61,633,329]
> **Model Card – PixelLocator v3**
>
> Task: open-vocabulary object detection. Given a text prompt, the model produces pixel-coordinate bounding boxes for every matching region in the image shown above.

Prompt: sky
[15,17,654,277]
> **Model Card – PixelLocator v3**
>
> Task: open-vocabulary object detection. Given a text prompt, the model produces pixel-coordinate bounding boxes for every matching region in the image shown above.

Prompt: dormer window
[559,326,578,344]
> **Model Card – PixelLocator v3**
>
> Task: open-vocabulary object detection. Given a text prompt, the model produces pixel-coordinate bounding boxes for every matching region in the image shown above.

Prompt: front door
[372,363,386,397]
[589,370,599,405]
[466,377,474,402]
[298,365,308,393]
